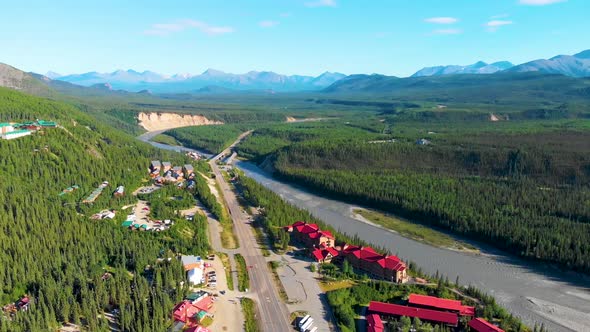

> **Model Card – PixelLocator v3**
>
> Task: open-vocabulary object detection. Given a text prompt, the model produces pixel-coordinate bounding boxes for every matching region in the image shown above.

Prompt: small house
[181,255,204,285]
[36,120,57,127]
[416,138,431,145]
[162,161,172,172]
[183,164,195,177]
[150,160,161,172]
[172,166,183,175]
[113,186,125,197]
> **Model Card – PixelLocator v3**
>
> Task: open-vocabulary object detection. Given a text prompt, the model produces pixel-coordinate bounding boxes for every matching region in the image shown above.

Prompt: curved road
[139,131,590,332]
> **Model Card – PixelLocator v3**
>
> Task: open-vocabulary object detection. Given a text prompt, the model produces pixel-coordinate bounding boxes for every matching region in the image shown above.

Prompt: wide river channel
[139,131,590,332]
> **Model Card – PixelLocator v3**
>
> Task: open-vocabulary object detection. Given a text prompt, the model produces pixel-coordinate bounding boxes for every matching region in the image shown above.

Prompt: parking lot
[196,255,244,332]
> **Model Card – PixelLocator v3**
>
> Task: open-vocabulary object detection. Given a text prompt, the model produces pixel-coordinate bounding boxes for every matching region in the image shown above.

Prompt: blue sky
[0,0,587,77]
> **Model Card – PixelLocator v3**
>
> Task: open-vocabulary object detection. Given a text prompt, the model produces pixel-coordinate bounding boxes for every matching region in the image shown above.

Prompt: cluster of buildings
[0,120,57,140]
[121,215,172,232]
[368,294,503,332]
[1,296,30,318]
[284,221,408,283]
[171,291,213,332]
[150,161,196,188]
[169,255,217,331]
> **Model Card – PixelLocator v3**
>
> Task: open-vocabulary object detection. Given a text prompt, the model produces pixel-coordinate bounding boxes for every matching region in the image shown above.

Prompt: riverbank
[351,208,478,253]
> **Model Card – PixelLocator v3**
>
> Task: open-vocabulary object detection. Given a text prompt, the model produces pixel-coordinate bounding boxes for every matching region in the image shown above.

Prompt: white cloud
[486,20,513,27]
[485,20,513,32]
[259,20,280,28]
[519,0,566,5]
[144,19,234,36]
[491,13,510,19]
[432,28,462,35]
[305,0,337,8]
[424,17,458,24]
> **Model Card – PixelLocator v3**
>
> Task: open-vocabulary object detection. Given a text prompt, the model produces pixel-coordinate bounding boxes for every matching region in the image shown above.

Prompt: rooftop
[369,301,458,325]
[409,294,474,316]
[468,318,505,332]
[367,313,384,332]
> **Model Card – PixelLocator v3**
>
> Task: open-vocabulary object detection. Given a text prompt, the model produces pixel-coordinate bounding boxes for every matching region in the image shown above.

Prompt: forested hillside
[0,88,208,331]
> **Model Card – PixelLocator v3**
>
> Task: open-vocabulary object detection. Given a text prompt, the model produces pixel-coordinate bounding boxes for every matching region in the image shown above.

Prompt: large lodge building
[284,221,408,283]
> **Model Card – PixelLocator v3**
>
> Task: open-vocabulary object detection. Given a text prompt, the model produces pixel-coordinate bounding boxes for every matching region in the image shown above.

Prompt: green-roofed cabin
[37,120,57,127]
[196,310,207,321]
[121,221,133,227]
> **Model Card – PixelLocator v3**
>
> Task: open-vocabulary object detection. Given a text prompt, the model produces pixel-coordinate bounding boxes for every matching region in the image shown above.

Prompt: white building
[181,255,204,285]
[2,130,31,140]
[0,123,14,134]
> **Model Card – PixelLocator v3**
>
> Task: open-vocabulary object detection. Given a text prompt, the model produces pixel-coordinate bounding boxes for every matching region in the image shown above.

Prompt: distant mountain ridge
[411,49,590,78]
[53,68,347,92]
[412,61,514,77]
[507,50,590,77]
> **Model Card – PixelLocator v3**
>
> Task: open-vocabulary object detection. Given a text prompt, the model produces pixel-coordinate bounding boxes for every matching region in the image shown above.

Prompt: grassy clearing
[319,279,356,293]
[268,261,289,302]
[213,180,239,250]
[234,253,250,292]
[200,316,213,327]
[220,222,238,249]
[354,209,478,252]
[218,252,234,291]
[241,297,260,332]
[151,133,180,146]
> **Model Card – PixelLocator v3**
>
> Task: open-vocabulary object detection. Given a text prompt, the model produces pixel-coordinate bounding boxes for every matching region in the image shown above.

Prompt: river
[140,133,590,332]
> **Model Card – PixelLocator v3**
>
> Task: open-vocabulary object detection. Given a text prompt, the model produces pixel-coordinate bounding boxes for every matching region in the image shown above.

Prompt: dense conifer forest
[0,88,209,331]
[266,124,590,273]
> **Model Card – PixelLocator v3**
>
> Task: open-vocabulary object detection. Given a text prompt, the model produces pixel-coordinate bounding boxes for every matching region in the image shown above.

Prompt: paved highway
[209,131,293,332]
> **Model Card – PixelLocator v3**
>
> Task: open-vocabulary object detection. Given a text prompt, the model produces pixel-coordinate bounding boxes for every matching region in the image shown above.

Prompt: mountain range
[412,61,514,77]
[506,49,590,77]
[411,49,590,78]
[53,69,347,93]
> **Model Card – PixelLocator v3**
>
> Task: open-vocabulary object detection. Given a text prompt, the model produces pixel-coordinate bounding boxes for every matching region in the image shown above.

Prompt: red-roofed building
[193,296,213,312]
[368,301,458,327]
[172,301,200,325]
[311,247,339,263]
[366,313,384,332]
[285,221,334,248]
[408,294,475,317]
[341,244,408,283]
[469,318,505,332]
